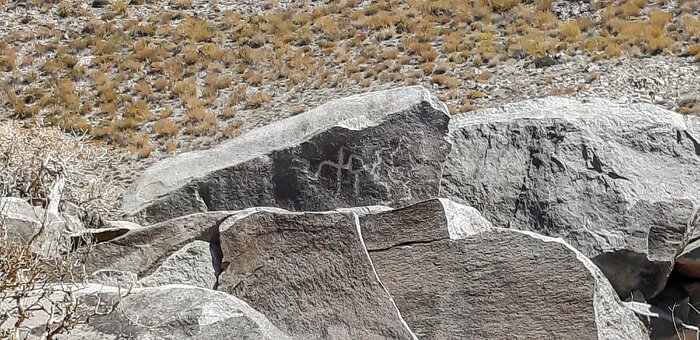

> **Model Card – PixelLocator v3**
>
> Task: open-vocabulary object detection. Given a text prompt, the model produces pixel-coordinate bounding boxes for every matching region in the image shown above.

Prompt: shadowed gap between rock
[367,239,443,253]
[209,218,225,290]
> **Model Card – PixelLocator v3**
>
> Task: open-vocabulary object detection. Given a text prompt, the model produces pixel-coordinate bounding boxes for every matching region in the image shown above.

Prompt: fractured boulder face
[122,86,451,224]
[216,210,416,340]
[441,97,700,299]
[359,198,492,251]
[360,198,649,340]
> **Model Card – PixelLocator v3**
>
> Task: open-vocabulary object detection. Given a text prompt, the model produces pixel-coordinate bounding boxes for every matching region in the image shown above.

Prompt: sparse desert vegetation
[0,0,699,159]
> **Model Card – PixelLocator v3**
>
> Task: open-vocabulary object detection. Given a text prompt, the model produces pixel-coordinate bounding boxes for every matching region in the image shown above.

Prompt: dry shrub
[559,20,580,41]
[153,118,178,137]
[182,17,216,43]
[170,0,192,9]
[0,121,123,218]
[163,139,177,153]
[688,44,700,61]
[430,74,458,89]
[1,46,16,71]
[0,203,124,339]
[245,90,272,109]
[1,225,84,339]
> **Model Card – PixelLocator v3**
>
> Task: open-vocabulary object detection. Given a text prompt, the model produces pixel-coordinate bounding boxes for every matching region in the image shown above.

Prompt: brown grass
[153,118,178,136]
[245,90,272,108]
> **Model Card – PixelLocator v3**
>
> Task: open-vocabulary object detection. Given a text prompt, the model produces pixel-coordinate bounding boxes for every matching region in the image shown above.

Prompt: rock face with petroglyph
[42,88,700,339]
[440,97,700,300]
[121,86,451,224]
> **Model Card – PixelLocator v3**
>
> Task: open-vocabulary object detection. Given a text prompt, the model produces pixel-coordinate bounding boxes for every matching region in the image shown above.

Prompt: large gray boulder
[441,97,700,299]
[360,199,649,340]
[0,197,68,257]
[216,210,416,340]
[69,221,141,248]
[1,284,290,340]
[122,86,451,224]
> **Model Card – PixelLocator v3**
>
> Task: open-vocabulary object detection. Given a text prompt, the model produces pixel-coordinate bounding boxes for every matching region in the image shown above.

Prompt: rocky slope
[3,86,699,339]
[0,0,698,170]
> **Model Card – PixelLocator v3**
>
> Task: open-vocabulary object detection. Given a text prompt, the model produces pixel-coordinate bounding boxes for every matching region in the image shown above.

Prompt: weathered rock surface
[2,284,290,340]
[217,210,416,340]
[122,86,451,224]
[137,240,216,289]
[441,97,700,299]
[0,197,68,256]
[360,199,648,340]
[82,211,231,277]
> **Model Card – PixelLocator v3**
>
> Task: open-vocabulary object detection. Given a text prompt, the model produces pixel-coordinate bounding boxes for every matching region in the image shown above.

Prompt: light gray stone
[104,220,143,230]
[82,211,232,278]
[441,97,700,299]
[334,205,393,216]
[0,197,68,257]
[2,284,290,340]
[137,240,216,289]
[122,86,451,224]
[217,210,416,340]
[360,198,647,339]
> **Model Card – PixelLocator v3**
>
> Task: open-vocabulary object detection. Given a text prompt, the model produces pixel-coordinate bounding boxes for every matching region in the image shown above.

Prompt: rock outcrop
[121,86,451,224]
[19,88,698,339]
[441,97,700,299]
[216,210,416,339]
[361,199,649,340]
